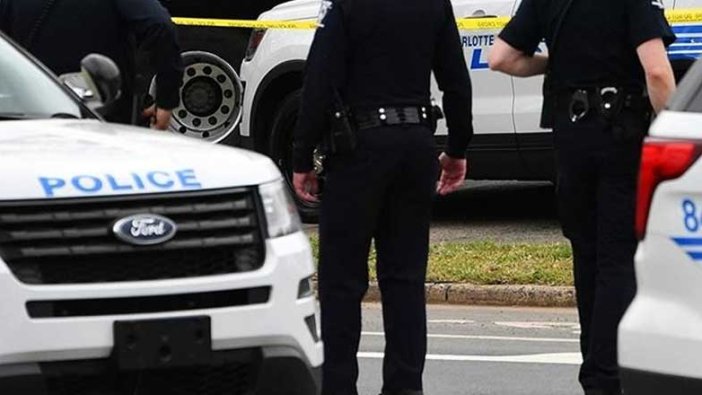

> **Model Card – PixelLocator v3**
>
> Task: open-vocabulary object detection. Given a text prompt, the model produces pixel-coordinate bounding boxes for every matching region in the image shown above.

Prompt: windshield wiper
[50,112,80,119]
[0,112,80,120]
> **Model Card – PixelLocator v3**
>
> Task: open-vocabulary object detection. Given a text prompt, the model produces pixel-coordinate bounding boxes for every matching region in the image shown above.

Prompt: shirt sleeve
[498,0,543,55]
[433,0,473,159]
[293,1,348,173]
[627,0,676,48]
[114,0,184,110]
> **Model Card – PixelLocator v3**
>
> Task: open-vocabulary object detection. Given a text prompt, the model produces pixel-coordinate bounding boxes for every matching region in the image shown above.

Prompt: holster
[540,73,556,129]
[324,99,357,156]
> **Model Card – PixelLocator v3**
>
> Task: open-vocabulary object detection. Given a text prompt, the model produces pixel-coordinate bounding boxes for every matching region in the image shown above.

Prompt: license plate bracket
[113,316,212,370]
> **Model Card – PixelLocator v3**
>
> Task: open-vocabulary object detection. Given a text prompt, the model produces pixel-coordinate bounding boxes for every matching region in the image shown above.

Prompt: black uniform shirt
[499,0,676,90]
[0,0,183,111]
[293,0,474,173]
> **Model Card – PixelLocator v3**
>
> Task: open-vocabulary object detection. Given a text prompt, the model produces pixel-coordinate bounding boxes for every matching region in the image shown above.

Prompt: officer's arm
[433,0,473,159]
[626,0,677,114]
[292,3,348,173]
[637,38,675,113]
[489,0,546,77]
[488,39,548,77]
[114,0,184,112]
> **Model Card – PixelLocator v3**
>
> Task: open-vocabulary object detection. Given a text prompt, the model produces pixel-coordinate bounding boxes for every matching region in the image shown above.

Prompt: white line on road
[428,319,475,324]
[361,331,579,343]
[358,352,582,365]
[494,321,580,330]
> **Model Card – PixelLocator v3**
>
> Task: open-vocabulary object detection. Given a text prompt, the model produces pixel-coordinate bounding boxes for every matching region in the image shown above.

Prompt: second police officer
[292,0,473,394]
[0,0,183,130]
[489,0,676,394]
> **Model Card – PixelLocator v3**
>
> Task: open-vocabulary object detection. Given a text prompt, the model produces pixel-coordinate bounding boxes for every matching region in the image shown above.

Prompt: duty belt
[557,87,649,123]
[353,106,433,131]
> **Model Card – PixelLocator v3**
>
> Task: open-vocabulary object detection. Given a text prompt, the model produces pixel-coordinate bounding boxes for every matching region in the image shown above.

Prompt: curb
[362,282,576,308]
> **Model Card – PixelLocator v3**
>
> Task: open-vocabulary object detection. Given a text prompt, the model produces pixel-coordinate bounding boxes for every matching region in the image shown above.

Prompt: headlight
[259,180,302,238]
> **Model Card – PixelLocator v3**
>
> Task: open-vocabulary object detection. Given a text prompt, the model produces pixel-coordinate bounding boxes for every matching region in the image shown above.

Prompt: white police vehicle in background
[235,0,702,220]
[0,32,321,394]
[618,57,702,394]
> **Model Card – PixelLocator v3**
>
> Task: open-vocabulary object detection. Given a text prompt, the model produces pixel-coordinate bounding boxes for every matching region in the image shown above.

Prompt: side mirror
[59,54,122,115]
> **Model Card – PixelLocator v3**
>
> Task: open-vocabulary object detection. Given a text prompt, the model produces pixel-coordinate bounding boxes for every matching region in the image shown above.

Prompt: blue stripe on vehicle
[673,25,702,34]
[669,54,701,60]
[673,37,702,44]
[688,252,702,260]
[672,237,702,246]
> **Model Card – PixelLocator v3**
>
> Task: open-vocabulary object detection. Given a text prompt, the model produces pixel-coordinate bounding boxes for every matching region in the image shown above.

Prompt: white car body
[0,35,321,394]
[619,59,702,393]
[238,0,702,185]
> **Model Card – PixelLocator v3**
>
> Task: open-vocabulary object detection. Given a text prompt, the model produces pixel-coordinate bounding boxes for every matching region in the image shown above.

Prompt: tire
[269,90,322,223]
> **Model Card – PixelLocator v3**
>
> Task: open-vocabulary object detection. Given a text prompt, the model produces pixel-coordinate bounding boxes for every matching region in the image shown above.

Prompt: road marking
[361,331,578,343]
[358,352,582,365]
[428,319,475,324]
[495,321,581,331]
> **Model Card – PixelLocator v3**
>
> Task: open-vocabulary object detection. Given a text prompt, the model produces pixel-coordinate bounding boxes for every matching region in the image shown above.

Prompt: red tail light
[636,139,702,240]
[245,29,267,62]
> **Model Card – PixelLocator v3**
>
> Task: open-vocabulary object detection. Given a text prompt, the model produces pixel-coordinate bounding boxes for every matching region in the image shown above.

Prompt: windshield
[0,38,84,120]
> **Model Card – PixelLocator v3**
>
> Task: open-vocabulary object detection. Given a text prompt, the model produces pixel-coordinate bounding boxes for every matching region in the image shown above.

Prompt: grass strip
[308,236,573,286]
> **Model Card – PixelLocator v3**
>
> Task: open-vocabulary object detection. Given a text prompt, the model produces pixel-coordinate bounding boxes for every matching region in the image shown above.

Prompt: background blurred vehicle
[150,0,288,143]
[235,0,702,221]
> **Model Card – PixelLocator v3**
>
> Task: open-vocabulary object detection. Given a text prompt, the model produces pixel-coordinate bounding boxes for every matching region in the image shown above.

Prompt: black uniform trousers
[553,105,648,393]
[318,125,439,395]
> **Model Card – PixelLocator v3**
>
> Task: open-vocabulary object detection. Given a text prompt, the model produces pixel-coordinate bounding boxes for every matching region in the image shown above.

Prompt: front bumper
[622,368,702,395]
[1,346,321,395]
[0,231,322,386]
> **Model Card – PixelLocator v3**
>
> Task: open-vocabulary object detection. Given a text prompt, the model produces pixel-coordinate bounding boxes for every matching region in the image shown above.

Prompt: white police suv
[618,58,702,394]
[0,33,321,394]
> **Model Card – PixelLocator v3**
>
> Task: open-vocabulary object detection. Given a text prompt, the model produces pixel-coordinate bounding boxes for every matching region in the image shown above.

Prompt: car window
[669,57,702,113]
[0,38,83,120]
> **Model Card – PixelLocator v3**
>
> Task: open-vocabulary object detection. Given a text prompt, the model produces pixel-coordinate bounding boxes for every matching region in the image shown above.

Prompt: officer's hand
[142,105,172,131]
[437,153,467,196]
[293,171,320,203]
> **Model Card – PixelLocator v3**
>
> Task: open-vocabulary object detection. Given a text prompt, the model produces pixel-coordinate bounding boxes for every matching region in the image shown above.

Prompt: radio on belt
[38,169,202,197]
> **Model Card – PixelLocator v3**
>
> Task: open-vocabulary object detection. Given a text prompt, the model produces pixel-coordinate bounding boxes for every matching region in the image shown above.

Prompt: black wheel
[269,90,323,223]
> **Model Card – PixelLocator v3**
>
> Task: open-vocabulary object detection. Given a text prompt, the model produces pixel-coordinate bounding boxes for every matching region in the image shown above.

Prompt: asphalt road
[305,180,566,244]
[430,180,565,244]
[357,303,582,395]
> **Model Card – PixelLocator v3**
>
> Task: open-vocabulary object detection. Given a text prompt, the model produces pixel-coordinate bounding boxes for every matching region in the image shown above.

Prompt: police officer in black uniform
[0,0,183,130]
[489,1,676,394]
[292,0,473,394]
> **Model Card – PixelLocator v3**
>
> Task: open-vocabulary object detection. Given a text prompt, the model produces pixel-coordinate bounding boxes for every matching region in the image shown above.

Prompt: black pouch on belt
[598,87,625,121]
[325,89,358,155]
[610,93,652,143]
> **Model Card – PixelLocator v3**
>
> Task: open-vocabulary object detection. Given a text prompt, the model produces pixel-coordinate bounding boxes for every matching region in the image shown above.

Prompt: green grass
[308,236,573,286]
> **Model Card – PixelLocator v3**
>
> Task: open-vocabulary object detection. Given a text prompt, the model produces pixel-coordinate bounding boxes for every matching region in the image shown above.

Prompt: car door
[434,0,524,179]
[510,41,553,180]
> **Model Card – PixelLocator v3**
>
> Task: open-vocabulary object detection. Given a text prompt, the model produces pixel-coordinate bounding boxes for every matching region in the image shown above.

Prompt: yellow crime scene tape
[173,8,702,31]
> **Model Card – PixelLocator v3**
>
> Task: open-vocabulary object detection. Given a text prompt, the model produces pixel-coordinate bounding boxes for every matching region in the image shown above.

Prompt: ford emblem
[113,214,177,246]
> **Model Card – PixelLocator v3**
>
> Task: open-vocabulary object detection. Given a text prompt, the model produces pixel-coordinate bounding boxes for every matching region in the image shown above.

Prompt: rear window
[669,58,702,113]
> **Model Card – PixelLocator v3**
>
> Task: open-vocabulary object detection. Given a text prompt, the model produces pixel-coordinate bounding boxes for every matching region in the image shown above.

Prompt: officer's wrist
[444,150,466,160]
[293,157,315,174]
